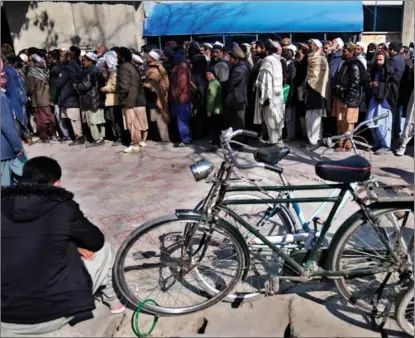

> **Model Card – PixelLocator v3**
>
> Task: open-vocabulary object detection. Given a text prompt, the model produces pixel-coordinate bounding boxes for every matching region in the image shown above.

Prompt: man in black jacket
[1,157,124,336]
[331,42,367,151]
[55,47,84,146]
[76,52,106,148]
[48,49,71,142]
[225,45,250,139]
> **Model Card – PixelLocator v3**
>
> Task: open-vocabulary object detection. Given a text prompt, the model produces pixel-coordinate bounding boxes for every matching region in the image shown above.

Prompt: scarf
[28,57,49,85]
[306,49,330,99]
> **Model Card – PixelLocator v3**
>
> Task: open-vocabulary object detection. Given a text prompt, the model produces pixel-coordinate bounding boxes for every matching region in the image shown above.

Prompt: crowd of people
[1,36,414,165]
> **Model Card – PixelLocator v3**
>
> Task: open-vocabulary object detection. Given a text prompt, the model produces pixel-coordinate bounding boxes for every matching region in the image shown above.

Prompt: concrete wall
[361,32,401,49]
[401,0,414,46]
[4,1,145,52]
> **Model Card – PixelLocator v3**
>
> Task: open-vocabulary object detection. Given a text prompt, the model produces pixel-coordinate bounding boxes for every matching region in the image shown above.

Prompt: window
[363,5,403,32]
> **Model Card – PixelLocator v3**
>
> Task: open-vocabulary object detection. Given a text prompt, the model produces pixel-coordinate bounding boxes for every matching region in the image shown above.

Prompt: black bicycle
[114,128,413,317]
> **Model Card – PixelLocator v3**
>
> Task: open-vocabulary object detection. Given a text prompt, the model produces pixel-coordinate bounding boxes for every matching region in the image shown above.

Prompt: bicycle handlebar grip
[372,113,389,123]
[242,130,259,138]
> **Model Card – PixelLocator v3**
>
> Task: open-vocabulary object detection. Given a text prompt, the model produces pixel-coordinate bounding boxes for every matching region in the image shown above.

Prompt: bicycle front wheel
[328,203,414,313]
[396,283,414,336]
[194,192,296,303]
[113,214,246,316]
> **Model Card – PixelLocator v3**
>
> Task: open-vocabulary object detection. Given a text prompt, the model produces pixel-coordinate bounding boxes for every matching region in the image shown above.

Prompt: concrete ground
[25,138,414,337]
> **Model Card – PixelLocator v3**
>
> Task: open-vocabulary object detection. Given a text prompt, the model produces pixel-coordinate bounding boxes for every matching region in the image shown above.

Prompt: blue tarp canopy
[144,1,363,36]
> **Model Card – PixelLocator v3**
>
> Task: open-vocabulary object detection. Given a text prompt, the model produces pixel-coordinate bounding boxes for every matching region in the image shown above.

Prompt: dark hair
[22,157,62,184]
[403,46,409,53]
[141,44,151,53]
[264,39,278,54]
[255,40,265,49]
[48,50,60,61]
[18,49,28,56]
[69,45,81,58]
[37,49,47,59]
[119,47,132,62]
[27,47,38,56]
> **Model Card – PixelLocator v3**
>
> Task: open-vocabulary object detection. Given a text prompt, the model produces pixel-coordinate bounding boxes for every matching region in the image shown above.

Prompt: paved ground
[25,138,413,337]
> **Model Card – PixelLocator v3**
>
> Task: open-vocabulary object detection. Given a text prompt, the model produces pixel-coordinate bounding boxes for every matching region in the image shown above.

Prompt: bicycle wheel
[113,213,247,316]
[194,192,297,303]
[396,283,414,336]
[328,203,414,313]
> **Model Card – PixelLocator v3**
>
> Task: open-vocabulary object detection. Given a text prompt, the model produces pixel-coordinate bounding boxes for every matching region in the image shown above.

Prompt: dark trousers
[105,106,123,140]
[34,107,57,140]
[209,114,223,146]
[227,108,246,143]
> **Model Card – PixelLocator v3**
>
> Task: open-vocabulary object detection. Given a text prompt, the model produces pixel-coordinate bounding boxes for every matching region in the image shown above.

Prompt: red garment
[170,61,190,104]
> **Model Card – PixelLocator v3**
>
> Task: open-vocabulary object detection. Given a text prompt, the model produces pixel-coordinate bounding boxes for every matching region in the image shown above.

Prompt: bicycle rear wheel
[195,192,296,303]
[113,214,246,316]
[328,203,414,313]
[396,283,414,336]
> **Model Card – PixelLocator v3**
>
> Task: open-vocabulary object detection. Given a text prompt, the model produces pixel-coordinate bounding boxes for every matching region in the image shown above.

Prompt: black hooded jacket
[55,60,83,108]
[1,184,104,325]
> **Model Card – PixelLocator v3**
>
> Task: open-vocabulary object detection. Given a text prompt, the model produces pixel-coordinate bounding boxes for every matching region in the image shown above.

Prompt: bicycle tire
[194,192,296,303]
[396,283,414,336]
[327,202,414,313]
[113,213,247,316]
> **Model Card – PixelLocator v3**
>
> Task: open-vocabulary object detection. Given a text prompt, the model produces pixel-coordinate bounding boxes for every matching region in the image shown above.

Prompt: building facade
[1,1,145,52]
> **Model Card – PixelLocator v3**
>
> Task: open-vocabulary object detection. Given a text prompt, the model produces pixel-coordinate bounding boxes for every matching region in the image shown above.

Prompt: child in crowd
[206,68,223,151]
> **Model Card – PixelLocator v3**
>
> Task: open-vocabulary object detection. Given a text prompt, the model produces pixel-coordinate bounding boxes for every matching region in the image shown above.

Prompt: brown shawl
[143,63,170,124]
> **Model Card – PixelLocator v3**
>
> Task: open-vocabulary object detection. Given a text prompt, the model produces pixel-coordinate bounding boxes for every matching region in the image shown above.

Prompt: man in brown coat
[143,50,170,143]
[116,47,148,153]
[27,54,57,142]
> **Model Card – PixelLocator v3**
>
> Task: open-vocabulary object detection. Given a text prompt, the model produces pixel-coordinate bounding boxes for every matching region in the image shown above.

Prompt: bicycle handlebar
[220,128,283,174]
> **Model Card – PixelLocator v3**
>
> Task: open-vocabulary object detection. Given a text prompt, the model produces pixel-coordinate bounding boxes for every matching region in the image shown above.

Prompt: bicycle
[190,113,392,302]
[114,126,413,318]
[396,281,414,336]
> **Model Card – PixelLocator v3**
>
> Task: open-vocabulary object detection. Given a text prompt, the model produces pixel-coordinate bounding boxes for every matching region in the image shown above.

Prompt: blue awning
[144,1,363,36]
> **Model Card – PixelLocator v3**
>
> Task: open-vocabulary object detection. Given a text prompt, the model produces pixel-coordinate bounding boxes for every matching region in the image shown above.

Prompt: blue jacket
[1,92,23,161]
[388,53,406,85]
[4,66,27,123]
[329,50,344,80]
[55,61,82,108]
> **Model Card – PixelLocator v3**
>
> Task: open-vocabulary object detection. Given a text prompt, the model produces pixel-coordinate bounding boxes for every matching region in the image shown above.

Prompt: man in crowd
[48,49,71,142]
[225,44,250,140]
[170,47,191,148]
[387,41,406,139]
[323,41,332,56]
[305,39,330,145]
[329,38,344,80]
[76,52,106,148]
[210,44,231,87]
[1,156,124,336]
[254,39,284,146]
[143,50,170,144]
[331,43,367,152]
[117,47,148,153]
[355,42,367,69]
[200,43,212,62]
[206,67,223,151]
[27,54,57,143]
[55,47,84,146]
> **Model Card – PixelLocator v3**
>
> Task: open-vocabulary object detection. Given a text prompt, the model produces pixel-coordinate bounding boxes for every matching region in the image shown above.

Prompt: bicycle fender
[175,209,251,281]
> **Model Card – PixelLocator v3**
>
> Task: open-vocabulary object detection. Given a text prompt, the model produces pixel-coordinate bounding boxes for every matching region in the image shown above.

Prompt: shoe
[173,142,189,148]
[158,140,170,145]
[374,147,390,155]
[395,146,406,156]
[85,139,105,148]
[139,141,147,148]
[123,145,141,153]
[50,136,59,142]
[61,137,71,142]
[110,303,126,314]
[112,138,121,147]
[69,137,86,146]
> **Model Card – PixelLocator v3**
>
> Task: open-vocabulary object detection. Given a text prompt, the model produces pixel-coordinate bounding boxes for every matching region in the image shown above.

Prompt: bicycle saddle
[315,155,371,183]
[254,146,290,166]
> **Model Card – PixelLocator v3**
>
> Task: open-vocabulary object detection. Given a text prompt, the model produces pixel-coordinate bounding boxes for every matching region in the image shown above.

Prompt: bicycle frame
[196,162,396,280]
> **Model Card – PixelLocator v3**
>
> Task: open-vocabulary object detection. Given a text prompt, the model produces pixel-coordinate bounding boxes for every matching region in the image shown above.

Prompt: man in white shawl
[254,39,285,146]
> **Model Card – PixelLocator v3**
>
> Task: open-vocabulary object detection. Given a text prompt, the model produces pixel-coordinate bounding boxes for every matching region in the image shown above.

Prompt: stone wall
[402,0,414,46]
[361,32,401,49]
[4,1,145,52]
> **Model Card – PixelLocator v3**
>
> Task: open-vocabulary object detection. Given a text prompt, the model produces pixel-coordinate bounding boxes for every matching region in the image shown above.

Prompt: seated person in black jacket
[1,157,124,336]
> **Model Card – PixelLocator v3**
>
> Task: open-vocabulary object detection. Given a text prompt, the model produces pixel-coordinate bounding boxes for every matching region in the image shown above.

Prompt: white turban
[103,50,118,72]
[214,41,224,48]
[19,54,28,63]
[287,44,297,54]
[149,50,160,61]
[311,39,322,49]
[132,53,143,64]
[335,38,345,49]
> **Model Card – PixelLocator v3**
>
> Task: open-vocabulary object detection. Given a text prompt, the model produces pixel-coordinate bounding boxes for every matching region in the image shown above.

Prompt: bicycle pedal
[264,276,280,296]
